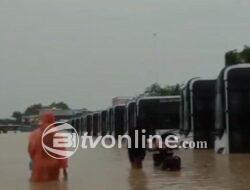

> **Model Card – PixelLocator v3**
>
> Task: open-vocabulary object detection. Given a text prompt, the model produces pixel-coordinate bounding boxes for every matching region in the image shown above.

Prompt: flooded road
[0,133,250,190]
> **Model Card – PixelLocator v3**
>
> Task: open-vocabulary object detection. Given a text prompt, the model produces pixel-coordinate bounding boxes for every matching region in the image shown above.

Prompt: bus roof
[137,95,180,102]
[126,100,136,108]
[224,63,250,80]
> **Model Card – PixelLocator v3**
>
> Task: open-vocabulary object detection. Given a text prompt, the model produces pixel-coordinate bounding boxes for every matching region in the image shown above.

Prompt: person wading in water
[28,112,68,182]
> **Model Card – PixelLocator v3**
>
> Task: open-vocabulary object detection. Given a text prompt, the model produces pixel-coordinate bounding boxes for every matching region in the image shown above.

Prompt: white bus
[180,78,216,149]
[215,64,250,154]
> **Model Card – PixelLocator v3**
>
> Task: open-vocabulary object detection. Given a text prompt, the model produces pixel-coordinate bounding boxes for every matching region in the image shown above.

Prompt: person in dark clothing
[127,117,148,169]
[153,132,181,171]
[128,128,146,168]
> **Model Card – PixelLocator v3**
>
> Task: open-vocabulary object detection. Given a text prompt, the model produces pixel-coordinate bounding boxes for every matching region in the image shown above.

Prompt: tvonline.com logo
[42,122,208,159]
[42,122,79,159]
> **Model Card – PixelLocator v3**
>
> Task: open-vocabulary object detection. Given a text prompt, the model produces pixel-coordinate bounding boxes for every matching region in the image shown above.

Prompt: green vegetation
[1,102,71,124]
[225,45,250,66]
[24,104,43,116]
[49,102,70,110]
[143,83,181,96]
[23,102,70,116]
[12,111,22,123]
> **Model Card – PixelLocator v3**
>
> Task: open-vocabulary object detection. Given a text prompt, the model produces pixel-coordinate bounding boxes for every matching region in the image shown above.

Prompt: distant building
[22,107,90,125]
[112,96,131,106]
[39,108,75,122]
[22,115,39,125]
[40,108,91,122]
[72,108,90,117]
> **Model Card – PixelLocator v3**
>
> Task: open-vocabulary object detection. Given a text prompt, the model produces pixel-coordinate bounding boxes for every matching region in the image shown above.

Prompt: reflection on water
[29,181,68,190]
[128,169,148,190]
[0,133,250,190]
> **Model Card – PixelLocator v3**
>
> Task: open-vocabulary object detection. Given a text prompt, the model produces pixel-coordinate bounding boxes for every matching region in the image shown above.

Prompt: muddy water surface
[0,133,250,190]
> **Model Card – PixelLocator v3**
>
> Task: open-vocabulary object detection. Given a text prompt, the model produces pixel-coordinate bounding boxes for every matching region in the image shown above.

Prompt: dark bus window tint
[101,111,107,135]
[229,91,243,114]
[108,109,113,134]
[93,114,99,136]
[179,93,185,133]
[128,103,136,131]
[139,100,180,130]
[192,80,216,149]
[86,116,92,135]
[114,107,125,136]
[183,89,191,134]
[246,92,250,110]
[227,68,250,153]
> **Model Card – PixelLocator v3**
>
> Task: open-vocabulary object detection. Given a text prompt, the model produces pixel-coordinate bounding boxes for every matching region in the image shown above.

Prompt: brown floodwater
[0,133,250,190]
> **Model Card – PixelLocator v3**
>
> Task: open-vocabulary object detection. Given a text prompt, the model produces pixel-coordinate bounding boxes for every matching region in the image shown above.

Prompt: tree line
[225,45,250,66]
[11,102,70,123]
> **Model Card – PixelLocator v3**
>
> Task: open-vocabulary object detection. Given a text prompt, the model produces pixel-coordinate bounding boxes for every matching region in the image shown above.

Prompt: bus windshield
[114,106,126,137]
[138,98,180,130]
[227,68,250,153]
[192,80,215,148]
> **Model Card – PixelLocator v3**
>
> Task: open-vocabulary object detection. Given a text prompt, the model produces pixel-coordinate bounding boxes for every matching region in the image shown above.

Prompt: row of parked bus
[70,64,250,154]
[72,96,180,138]
[180,64,250,154]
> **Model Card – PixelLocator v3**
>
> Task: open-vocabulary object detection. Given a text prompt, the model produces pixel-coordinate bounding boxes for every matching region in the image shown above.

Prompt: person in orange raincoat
[28,112,68,182]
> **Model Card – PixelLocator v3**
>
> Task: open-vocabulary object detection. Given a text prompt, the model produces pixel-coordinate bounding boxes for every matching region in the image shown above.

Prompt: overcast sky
[0,0,250,118]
